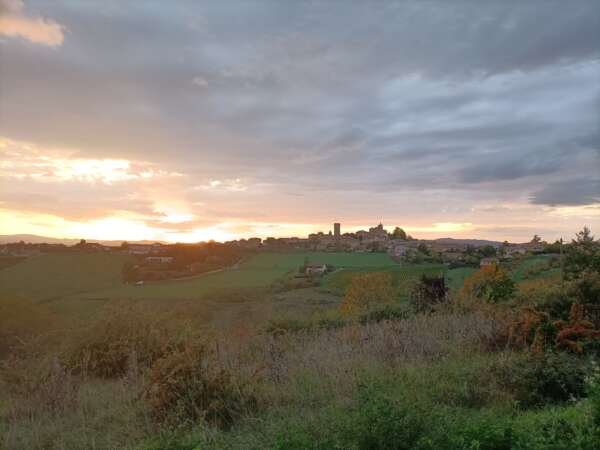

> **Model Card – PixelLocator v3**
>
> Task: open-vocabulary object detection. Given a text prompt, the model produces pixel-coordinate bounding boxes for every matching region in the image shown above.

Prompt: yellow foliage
[340,272,395,316]
[459,265,515,303]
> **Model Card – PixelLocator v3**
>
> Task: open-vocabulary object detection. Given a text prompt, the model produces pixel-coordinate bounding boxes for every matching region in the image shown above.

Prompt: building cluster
[0,222,549,266]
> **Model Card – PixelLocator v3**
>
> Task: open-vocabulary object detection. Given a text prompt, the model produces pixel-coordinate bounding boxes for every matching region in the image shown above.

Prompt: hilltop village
[1,222,551,283]
[226,222,547,262]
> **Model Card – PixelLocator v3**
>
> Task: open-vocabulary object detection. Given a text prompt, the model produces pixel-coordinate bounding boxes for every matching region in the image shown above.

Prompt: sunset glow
[0,1,598,243]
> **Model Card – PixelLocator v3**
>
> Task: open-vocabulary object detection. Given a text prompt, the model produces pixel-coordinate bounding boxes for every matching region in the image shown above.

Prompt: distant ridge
[0,234,165,246]
[431,237,504,247]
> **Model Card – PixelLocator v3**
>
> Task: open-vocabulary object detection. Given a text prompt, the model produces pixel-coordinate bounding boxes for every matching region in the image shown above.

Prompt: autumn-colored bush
[554,303,600,353]
[143,343,256,429]
[509,303,600,354]
[459,265,515,303]
[508,307,555,352]
[515,276,571,319]
[340,272,396,316]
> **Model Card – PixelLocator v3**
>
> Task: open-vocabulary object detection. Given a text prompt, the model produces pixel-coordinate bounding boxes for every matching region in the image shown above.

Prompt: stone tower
[334,222,341,238]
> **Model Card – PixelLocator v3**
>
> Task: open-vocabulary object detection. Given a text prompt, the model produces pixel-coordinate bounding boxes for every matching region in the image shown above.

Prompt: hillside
[0,252,133,302]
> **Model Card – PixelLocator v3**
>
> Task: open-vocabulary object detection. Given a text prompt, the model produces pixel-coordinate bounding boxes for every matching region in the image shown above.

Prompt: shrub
[512,403,598,449]
[358,304,410,324]
[493,352,589,408]
[0,297,56,358]
[515,277,571,319]
[340,272,396,316]
[460,265,515,303]
[343,383,425,449]
[587,361,600,428]
[572,270,600,304]
[1,354,78,419]
[418,409,513,450]
[60,303,197,378]
[264,317,313,336]
[144,343,256,429]
[554,303,600,353]
[410,275,448,313]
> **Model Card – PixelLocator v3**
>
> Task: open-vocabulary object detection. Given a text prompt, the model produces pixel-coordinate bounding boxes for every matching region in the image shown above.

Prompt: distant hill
[431,238,504,247]
[0,234,165,246]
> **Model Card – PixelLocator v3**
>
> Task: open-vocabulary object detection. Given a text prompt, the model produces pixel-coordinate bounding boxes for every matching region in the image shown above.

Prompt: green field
[3,252,550,307]
[0,252,133,302]
[323,263,447,296]
[0,251,403,325]
[446,267,477,291]
[74,252,399,301]
[510,254,560,282]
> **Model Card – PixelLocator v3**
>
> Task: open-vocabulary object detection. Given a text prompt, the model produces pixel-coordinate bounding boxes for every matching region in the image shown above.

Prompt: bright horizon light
[1,1,599,244]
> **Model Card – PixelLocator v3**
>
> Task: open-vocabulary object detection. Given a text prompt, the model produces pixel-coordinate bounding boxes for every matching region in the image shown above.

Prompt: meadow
[1,237,600,449]
[0,252,133,302]
[34,252,399,302]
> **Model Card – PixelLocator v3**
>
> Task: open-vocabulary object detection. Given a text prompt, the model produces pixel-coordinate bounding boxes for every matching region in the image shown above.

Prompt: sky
[0,0,599,243]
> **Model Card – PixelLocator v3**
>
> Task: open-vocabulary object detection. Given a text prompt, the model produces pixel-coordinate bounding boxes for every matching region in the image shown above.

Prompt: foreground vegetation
[1,229,599,449]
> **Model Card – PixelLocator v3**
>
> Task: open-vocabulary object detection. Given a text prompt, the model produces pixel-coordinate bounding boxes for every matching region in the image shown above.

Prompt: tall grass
[1,297,597,450]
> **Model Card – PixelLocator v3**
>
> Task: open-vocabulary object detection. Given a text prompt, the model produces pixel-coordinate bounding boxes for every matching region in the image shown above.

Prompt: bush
[493,352,590,408]
[410,275,448,313]
[418,409,513,450]
[61,303,191,378]
[512,404,598,449]
[515,277,571,320]
[358,304,410,324]
[459,265,515,303]
[340,272,396,316]
[144,343,256,429]
[0,297,57,358]
[348,385,424,449]
[264,317,313,336]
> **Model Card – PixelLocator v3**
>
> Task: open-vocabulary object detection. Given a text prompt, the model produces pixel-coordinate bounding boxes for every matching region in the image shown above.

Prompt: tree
[478,245,497,257]
[565,227,600,279]
[340,272,395,316]
[410,275,447,312]
[574,226,594,244]
[531,234,542,244]
[417,243,430,256]
[391,227,408,240]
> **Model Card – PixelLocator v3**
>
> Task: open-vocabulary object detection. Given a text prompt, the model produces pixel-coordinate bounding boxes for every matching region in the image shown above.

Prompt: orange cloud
[0,0,64,47]
[0,136,182,184]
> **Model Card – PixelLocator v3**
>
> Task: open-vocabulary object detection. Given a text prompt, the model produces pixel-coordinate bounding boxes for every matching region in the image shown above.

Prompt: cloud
[530,178,600,206]
[0,0,599,242]
[0,136,182,184]
[192,76,208,88]
[0,0,64,47]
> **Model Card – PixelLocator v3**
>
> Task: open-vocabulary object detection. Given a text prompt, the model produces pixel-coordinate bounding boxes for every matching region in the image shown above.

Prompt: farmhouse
[144,256,174,264]
[480,257,499,268]
[305,263,328,275]
[127,243,162,255]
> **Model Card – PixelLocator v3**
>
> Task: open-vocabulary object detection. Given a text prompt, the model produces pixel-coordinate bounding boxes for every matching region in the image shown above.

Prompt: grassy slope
[0,252,132,302]
[446,267,477,291]
[511,255,549,281]
[74,252,399,301]
[323,264,446,296]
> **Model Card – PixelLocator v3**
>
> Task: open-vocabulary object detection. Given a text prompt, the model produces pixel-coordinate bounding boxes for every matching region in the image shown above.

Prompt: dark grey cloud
[0,0,599,238]
[530,178,600,206]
